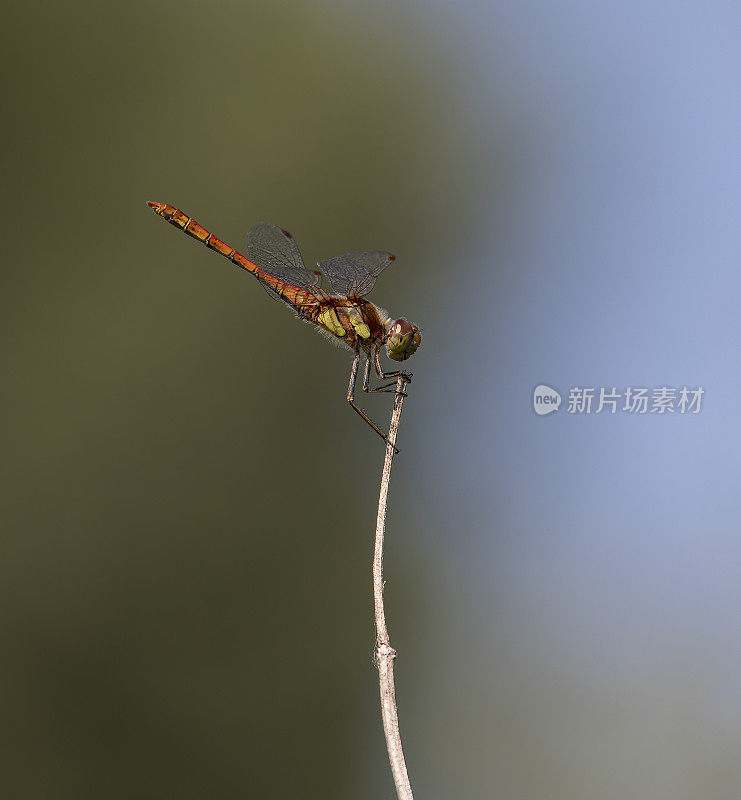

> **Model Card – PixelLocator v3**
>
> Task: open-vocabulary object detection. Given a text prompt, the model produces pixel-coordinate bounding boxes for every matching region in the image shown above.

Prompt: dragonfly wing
[245,223,322,294]
[316,250,395,297]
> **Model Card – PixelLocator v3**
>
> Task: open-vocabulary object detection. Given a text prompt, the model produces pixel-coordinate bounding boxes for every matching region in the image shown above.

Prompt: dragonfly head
[385,318,421,362]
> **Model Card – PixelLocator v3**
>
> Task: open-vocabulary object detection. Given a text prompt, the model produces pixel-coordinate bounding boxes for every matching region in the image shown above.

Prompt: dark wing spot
[389,254,396,261]
[281,229,293,239]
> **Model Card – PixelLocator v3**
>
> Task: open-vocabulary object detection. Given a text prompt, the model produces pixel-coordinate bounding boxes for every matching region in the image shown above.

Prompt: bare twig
[373,373,413,800]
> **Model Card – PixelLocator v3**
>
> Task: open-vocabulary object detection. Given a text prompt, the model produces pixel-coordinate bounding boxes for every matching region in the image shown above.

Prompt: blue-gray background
[3,1,739,797]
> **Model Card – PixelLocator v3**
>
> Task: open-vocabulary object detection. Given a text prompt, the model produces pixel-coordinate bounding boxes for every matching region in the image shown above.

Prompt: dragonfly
[147,202,421,449]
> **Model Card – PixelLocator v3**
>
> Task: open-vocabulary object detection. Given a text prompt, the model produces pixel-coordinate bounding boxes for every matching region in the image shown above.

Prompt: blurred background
[2,0,740,797]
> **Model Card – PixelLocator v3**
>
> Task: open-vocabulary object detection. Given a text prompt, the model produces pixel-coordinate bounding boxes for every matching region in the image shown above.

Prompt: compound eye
[386,318,420,361]
[392,319,413,337]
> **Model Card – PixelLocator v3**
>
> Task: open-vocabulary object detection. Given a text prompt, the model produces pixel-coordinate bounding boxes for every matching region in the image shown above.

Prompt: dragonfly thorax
[312,298,386,349]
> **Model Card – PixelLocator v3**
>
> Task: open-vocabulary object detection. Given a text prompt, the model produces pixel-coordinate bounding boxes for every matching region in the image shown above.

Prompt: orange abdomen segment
[147,202,259,275]
[147,202,321,312]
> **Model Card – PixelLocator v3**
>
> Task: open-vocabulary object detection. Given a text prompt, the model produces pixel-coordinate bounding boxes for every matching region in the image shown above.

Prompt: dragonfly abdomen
[147,202,261,277]
[148,202,325,313]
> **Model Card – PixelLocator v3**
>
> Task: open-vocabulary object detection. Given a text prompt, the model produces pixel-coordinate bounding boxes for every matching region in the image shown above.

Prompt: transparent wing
[316,250,395,298]
[245,223,322,293]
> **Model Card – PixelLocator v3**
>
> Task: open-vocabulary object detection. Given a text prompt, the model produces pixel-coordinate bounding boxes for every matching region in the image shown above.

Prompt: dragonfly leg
[362,355,405,396]
[374,346,413,384]
[347,351,400,453]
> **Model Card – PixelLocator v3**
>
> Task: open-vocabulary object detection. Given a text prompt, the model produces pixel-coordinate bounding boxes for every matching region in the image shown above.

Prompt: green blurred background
[5,1,741,798]
[2,1,495,797]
